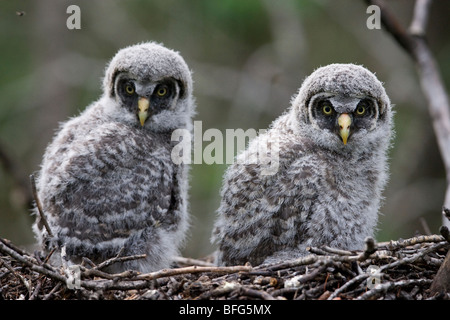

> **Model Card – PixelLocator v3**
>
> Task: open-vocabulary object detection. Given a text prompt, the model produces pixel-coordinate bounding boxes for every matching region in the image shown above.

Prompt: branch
[0,238,66,283]
[173,256,215,267]
[357,278,433,300]
[135,265,252,281]
[367,0,416,53]
[30,174,53,237]
[377,234,445,249]
[409,0,432,36]
[366,0,450,229]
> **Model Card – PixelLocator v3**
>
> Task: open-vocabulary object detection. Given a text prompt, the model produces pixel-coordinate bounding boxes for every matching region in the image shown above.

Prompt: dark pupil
[157,86,168,96]
[324,106,331,113]
[125,84,134,94]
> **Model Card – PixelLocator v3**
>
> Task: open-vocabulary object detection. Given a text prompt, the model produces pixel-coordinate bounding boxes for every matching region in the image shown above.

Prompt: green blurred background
[0,0,449,259]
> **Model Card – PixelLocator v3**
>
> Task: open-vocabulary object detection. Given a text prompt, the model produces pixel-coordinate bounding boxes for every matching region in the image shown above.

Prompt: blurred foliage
[0,0,449,258]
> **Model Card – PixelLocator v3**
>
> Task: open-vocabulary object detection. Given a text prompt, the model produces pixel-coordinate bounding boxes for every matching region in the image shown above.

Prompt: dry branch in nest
[1,233,449,300]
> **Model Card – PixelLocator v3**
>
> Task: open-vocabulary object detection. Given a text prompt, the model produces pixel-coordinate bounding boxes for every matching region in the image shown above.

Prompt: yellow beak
[338,113,351,145]
[138,97,150,127]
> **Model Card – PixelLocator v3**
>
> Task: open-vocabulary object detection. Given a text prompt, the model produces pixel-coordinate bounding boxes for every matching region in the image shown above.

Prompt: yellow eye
[156,86,168,97]
[356,106,366,115]
[125,84,135,95]
[322,105,333,115]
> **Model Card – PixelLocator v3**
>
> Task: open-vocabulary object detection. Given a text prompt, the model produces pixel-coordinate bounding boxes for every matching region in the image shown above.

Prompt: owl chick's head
[102,42,195,131]
[292,63,392,151]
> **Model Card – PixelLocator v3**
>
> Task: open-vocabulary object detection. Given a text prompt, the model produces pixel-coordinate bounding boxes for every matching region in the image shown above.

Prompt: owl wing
[212,136,319,266]
[37,120,179,259]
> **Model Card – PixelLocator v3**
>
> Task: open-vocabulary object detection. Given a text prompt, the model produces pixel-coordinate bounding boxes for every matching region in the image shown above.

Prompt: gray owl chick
[32,42,195,273]
[212,63,393,266]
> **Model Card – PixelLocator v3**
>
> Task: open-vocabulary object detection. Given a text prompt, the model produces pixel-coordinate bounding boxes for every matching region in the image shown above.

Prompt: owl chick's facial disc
[294,64,391,150]
[103,42,194,132]
[114,73,181,126]
[308,92,380,145]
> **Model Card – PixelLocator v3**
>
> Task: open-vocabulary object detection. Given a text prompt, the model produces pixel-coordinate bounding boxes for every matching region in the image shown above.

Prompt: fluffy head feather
[293,63,391,124]
[103,42,193,99]
[102,42,195,132]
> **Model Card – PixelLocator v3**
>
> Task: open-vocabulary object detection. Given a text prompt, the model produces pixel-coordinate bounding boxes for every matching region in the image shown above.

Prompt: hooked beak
[338,113,351,145]
[138,97,150,127]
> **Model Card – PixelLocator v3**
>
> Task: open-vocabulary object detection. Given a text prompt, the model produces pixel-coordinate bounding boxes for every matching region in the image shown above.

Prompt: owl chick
[212,63,393,266]
[32,42,195,273]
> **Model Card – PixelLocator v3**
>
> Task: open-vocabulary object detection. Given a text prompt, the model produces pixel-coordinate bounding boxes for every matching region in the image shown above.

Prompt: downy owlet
[32,42,195,273]
[212,63,393,266]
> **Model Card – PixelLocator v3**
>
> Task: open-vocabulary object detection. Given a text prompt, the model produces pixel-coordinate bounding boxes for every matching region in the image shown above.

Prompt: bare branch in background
[409,0,432,36]
[365,0,450,295]
[366,0,450,229]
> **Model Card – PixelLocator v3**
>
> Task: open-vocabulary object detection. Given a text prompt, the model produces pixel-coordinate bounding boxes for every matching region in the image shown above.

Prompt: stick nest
[1,234,449,300]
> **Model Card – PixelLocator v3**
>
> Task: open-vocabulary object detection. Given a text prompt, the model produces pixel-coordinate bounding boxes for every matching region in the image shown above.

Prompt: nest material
[0,234,449,300]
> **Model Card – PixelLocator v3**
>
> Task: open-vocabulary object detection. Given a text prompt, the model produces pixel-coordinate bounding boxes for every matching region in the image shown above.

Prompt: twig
[78,250,145,280]
[0,238,65,283]
[318,246,354,256]
[409,0,432,36]
[443,207,450,222]
[201,281,277,300]
[0,258,32,297]
[439,226,450,243]
[264,241,378,272]
[79,279,154,291]
[263,254,319,271]
[238,286,277,300]
[357,237,377,261]
[327,273,370,300]
[173,256,215,267]
[197,281,239,299]
[357,278,433,300]
[94,247,146,271]
[327,241,447,299]
[367,0,416,53]
[379,241,447,273]
[377,234,445,249]
[30,174,53,237]
[81,267,138,280]
[77,264,253,291]
[0,237,28,257]
[419,217,432,235]
[136,265,252,281]
[81,256,96,268]
[43,282,62,300]
[29,281,42,300]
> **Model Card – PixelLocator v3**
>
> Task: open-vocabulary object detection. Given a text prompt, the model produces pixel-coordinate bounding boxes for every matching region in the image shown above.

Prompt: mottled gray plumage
[212,63,393,266]
[32,42,195,273]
